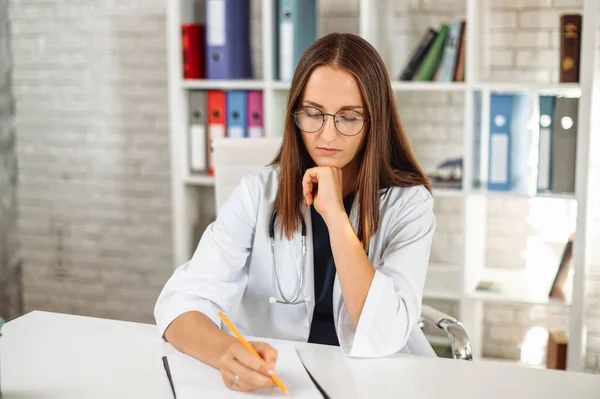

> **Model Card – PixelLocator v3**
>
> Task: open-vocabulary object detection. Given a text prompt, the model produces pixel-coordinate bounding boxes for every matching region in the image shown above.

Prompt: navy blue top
[307,192,355,346]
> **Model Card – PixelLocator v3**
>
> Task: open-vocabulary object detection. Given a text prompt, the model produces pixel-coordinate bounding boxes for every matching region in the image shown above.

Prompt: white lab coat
[154,166,437,358]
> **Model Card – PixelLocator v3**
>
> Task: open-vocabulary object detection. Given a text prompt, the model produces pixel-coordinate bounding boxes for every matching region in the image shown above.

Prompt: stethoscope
[268,210,311,305]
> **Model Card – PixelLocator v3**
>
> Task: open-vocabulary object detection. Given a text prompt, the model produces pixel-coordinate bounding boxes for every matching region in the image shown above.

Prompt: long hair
[272,33,431,249]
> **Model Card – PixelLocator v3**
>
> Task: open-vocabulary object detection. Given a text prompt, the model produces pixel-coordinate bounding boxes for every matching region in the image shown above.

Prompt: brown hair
[272,33,431,249]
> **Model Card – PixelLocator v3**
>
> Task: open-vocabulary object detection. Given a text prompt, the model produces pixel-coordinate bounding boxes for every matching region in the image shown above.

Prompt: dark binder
[551,97,579,193]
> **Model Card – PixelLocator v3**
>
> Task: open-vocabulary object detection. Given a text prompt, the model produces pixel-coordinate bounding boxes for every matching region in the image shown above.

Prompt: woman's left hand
[302,166,345,223]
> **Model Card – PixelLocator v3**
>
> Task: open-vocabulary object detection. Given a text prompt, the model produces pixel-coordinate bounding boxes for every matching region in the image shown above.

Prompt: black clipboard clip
[162,356,177,398]
[301,362,331,399]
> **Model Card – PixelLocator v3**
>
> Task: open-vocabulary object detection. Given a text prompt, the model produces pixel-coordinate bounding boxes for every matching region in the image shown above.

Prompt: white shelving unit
[167,0,598,371]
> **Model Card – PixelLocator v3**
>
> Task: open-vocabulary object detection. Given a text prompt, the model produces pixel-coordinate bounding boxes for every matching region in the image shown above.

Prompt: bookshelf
[167,0,598,372]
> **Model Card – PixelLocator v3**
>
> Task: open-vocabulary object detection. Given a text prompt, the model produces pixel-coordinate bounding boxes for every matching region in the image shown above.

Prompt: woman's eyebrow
[302,100,364,109]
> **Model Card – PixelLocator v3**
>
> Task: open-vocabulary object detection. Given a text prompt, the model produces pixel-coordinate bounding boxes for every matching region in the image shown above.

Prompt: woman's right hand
[218,341,279,392]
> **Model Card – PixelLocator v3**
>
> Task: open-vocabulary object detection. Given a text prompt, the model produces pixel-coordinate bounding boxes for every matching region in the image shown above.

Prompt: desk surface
[2,311,599,398]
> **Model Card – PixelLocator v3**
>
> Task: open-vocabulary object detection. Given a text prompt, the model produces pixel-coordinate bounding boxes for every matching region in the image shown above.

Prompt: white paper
[190,125,207,172]
[167,344,323,398]
[228,126,245,138]
[280,20,294,81]
[248,126,264,138]
[207,0,226,46]
[490,134,509,184]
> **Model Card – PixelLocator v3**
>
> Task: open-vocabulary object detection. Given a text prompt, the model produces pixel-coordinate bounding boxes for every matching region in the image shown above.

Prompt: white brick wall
[487,1,585,83]
[7,0,600,372]
[398,91,464,174]
[430,197,464,267]
[8,0,173,323]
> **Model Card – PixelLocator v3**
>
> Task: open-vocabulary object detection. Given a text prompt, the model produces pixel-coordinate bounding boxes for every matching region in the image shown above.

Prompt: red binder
[207,91,227,175]
[181,23,205,79]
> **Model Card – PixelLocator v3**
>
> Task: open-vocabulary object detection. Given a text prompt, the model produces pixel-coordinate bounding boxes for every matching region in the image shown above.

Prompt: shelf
[423,290,462,301]
[473,82,581,97]
[270,81,291,90]
[182,79,266,90]
[391,81,466,92]
[179,80,581,97]
[467,289,570,307]
[185,174,215,186]
[468,189,576,201]
[467,268,571,308]
[480,356,546,370]
[432,187,464,197]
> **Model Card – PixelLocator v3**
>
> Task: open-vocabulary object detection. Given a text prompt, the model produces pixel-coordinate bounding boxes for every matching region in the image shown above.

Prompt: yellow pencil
[218,311,290,396]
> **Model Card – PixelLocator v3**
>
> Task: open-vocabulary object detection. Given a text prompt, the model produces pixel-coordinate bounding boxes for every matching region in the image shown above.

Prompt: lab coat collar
[300,203,315,326]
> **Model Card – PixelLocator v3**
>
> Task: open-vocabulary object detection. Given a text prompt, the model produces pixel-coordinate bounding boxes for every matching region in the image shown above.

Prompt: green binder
[416,24,450,81]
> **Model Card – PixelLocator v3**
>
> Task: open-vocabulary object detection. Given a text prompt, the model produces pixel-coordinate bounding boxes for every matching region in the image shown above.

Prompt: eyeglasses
[292,106,369,137]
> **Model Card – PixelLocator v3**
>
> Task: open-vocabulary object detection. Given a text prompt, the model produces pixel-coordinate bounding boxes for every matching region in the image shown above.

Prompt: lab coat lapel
[300,204,315,325]
[332,197,360,329]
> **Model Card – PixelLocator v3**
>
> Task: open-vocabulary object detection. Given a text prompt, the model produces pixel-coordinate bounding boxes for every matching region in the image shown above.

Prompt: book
[476,280,505,293]
[453,21,466,82]
[559,14,582,83]
[181,23,206,79]
[416,24,450,81]
[438,20,463,82]
[547,331,568,370]
[399,28,438,81]
[549,234,574,300]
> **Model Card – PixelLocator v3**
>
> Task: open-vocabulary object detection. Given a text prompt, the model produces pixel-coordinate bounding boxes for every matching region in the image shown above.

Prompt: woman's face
[297,65,368,171]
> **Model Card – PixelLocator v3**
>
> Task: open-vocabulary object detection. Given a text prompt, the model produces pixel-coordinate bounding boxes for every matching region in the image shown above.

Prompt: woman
[155,32,436,393]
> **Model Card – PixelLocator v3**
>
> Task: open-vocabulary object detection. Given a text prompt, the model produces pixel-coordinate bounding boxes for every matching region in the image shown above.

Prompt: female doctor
[155,32,436,393]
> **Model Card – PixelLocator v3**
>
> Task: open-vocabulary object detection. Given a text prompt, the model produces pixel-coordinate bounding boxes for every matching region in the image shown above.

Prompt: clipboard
[161,349,329,398]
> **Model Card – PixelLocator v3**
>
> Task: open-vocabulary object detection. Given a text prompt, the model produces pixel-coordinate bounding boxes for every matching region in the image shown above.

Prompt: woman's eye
[338,111,359,121]
[304,109,322,117]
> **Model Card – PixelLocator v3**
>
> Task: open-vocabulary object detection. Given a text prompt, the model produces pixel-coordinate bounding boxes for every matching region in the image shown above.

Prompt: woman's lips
[316,147,341,155]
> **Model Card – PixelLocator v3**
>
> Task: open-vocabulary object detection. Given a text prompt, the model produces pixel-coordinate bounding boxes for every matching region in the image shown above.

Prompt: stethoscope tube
[268,210,310,305]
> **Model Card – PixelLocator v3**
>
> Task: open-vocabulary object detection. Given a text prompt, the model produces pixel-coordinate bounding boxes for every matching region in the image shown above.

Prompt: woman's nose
[321,115,338,141]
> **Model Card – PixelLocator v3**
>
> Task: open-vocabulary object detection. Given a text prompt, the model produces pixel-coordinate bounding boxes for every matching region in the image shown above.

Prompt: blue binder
[206,0,252,79]
[488,94,514,191]
[226,91,247,138]
[488,93,532,192]
[276,0,317,81]
[537,95,556,192]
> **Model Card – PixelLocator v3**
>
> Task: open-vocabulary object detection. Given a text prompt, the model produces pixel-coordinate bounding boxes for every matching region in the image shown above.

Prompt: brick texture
[8,0,173,324]
[0,0,23,321]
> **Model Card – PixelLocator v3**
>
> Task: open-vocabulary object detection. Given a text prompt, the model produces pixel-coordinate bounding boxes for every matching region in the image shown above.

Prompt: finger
[252,342,279,372]
[232,343,270,374]
[230,353,276,388]
[221,369,262,392]
[302,171,316,205]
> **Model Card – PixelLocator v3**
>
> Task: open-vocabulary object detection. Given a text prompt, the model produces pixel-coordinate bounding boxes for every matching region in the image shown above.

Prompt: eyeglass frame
[291,106,370,137]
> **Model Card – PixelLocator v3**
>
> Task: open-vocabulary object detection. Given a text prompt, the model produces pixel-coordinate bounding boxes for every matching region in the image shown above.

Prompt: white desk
[2,311,599,398]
